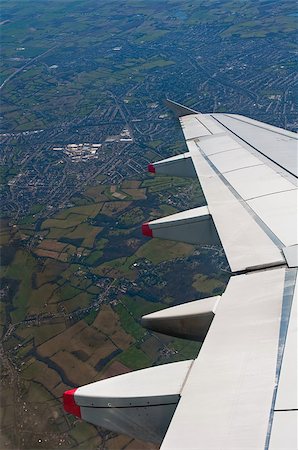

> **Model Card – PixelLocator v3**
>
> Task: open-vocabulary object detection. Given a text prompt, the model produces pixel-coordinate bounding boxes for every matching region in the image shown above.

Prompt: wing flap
[190,149,285,271]
[161,268,287,449]
[142,206,220,246]
[141,296,220,341]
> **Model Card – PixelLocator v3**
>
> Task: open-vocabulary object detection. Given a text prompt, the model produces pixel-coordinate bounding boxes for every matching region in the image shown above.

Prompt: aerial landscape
[0,0,297,448]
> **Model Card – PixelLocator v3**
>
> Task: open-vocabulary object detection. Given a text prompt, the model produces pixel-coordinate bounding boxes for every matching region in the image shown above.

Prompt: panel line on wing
[245,188,297,202]
[194,117,214,134]
[264,268,298,450]
[221,163,264,175]
[210,114,297,179]
[223,114,298,140]
[195,149,286,249]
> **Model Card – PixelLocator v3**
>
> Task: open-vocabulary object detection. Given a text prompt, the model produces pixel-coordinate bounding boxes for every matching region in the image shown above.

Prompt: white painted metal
[149,206,209,226]
[269,411,298,450]
[142,296,220,341]
[282,245,298,268]
[197,134,243,155]
[248,190,298,247]
[74,359,192,408]
[161,268,286,450]
[274,274,298,410]
[208,147,262,173]
[181,115,212,139]
[153,153,196,178]
[224,164,295,200]
[190,150,285,271]
[180,111,298,269]
[147,206,220,246]
[212,113,298,178]
[69,360,193,444]
[143,296,219,320]
[194,115,224,135]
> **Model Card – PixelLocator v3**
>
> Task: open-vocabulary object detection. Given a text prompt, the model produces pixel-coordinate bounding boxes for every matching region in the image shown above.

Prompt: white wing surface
[63,101,298,450]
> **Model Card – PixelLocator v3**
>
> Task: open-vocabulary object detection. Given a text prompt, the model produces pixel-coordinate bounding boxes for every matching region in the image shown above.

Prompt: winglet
[165,98,199,117]
[63,388,81,418]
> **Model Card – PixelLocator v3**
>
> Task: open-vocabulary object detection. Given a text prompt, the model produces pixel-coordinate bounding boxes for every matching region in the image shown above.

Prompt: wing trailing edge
[164,98,200,117]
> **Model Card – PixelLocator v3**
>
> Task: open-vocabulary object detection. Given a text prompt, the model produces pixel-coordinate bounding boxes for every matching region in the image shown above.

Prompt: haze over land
[0,0,297,449]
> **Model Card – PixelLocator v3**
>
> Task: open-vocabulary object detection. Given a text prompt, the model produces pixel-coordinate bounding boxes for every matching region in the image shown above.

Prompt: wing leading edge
[63,101,298,449]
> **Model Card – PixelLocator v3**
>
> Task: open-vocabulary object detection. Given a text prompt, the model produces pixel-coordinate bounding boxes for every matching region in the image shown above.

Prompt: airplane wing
[63,100,298,449]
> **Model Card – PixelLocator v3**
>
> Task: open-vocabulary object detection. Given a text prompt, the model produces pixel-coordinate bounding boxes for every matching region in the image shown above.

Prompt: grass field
[192,273,225,294]
[3,249,37,323]
[135,239,194,264]
[117,345,151,370]
[41,214,87,230]
[114,303,145,341]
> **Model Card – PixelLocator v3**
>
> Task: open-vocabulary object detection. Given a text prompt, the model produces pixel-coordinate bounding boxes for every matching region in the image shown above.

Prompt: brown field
[112,191,127,200]
[70,421,100,446]
[101,201,131,217]
[27,283,59,315]
[92,305,119,334]
[1,403,14,431]
[92,308,133,350]
[87,340,118,367]
[17,322,66,346]
[51,381,72,399]
[192,274,225,293]
[78,325,108,352]
[38,239,67,252]
[51,351,98,385]
[55,203,103,219]
[22,359,62,391]
[35,260,69,287]
[106,435,132,450]
[0,386,15,430]
[37,321,112,362]
[41,214,87,230]
[100,361,131,380]
[122,188,147,200]
[81,226,103,248]
[34,248,68,261]
[126,440,158,450]
[63,292,89,312]
[0,231,10,245]
[25,380,54,404]
[110,329,133,350]
[37,321,86,356]
[64,222,94,239]
[140,336,162,360]
[46,226,75,239]
[121,180,141,189]
[85,186,108,202]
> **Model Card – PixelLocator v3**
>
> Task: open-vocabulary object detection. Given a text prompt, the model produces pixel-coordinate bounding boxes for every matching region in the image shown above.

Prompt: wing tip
[142,222,153,238]
[148,163,156,173]
[165,98,200,117]
[63,388,81,418]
